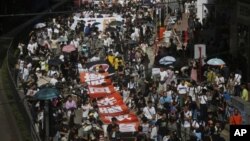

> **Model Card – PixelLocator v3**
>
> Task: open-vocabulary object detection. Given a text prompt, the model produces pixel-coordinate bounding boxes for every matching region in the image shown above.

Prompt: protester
[229,109,242,125]
[14,1,242,141]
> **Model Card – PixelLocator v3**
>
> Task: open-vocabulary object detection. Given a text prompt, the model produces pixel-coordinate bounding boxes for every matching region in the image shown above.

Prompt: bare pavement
[0,68,22,141]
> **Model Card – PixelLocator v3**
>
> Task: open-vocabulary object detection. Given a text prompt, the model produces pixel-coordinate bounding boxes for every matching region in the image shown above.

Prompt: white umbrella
[34,23,46,29]
[207,58,225,66]
[159,56,176,65]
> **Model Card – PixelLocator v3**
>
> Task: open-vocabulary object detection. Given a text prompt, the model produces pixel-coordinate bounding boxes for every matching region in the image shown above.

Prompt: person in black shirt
[107,117,119,140]
[136,126,148,141]
[156,113,169,141]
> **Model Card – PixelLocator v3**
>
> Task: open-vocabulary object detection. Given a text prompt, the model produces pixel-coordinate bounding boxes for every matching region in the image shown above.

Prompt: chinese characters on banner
[100,113,139,124]
[97,92,123,107]
[98,104,129,116]
[88,85,116,98]
[80,72,111,86]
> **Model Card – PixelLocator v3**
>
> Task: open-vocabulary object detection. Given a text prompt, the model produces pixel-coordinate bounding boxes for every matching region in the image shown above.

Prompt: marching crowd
[15,0,248,141]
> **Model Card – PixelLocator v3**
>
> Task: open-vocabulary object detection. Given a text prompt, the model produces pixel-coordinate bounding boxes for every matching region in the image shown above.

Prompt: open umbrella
[57,36,68,42]
[159,56,176,65]
[134,18,146,24]
[207,58,225,66]
[109,21,123,26]
[34,87,60,141]
[92,22,101,26]
[146,22,154,27]
[34,87,60,100]
[62,45,76,53]
[105,27,116,32]
[48,58,62,66]
[34,23,46,29]
[127,40,138,45]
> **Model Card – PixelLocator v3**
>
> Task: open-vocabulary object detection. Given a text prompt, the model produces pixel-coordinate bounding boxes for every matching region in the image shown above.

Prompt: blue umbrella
[146,22,154,27]
[48,58,62,66]
[34,87,60,100]
[127,40,138,45]
[207,58,225,66]
[34,87,60,141]
[57,36,68,42]
[159,56,176,65]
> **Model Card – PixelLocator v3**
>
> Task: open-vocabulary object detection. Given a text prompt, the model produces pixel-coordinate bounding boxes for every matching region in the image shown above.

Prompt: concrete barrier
[230,96,250,124]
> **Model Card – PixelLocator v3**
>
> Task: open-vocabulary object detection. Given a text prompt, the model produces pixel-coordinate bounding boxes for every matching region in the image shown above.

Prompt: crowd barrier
[230,96,250,124]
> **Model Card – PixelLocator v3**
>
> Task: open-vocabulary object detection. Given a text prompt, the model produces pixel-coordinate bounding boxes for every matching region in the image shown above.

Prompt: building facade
[230,0,250,82]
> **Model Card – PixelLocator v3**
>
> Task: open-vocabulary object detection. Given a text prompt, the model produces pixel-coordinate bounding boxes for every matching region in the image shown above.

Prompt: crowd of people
[15,0,248,141]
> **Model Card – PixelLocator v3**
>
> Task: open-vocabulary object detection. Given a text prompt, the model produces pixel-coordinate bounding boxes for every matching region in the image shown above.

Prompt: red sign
[88,85,116,98]
[100,113,139,124]
[80,72,111,86]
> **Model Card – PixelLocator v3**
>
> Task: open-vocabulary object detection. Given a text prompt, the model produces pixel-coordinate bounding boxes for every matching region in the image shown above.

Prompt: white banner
[71,15,123,31]
[194,44,206,59]
[119,123,138,132]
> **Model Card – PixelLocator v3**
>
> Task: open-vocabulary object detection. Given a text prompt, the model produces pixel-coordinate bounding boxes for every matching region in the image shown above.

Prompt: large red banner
[88,85,116,98]
[82,71,139,132]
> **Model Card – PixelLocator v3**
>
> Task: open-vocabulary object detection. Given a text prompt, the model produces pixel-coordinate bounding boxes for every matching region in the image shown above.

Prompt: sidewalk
[0,69,22,141]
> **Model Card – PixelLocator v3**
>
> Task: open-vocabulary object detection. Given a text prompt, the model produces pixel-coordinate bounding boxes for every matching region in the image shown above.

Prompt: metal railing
[6,38,42,141]
[3,1,72,140]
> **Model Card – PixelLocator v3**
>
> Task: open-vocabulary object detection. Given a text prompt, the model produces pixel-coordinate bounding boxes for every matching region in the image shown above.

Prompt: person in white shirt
[26,84,38,97]
[89,54,100,62]
[198,89,208,121]
[81,101,93,120]
[35,68,42,78]
[215,73,225,88]
[70,38,80,49]
[159,68,168,92]
[150,123,158,141]
[234,72,242,96]
[103,35,113,47]
[47,27,53,39]
[27,40,38,56]
[177,80,189,107]
[27,62,32,71]
[22,65,29,82]
[47,67,59,78]
[182,106,192,141]
[141,118,150,138]
[49,74,58,86]
[121,87,130,102]
[143,101,156,121]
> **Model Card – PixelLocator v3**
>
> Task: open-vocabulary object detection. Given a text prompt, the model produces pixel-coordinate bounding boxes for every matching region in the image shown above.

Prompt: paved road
[0,69,22,141]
